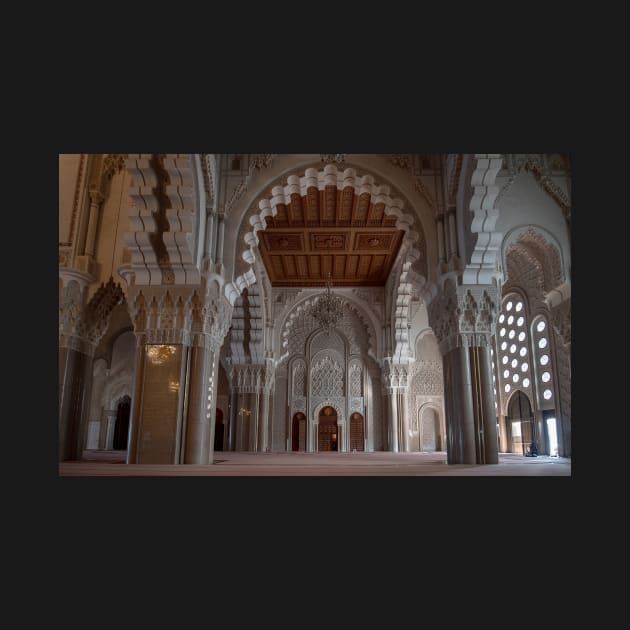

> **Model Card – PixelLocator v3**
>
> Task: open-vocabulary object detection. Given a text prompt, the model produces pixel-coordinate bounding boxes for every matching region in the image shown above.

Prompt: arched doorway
[420,407,440,452]
[214,408,224,451]
[112,396,131,450]
[318,406,338,452]
[507,391,534,455]
[292,413,306,451]
[349,412,364,452]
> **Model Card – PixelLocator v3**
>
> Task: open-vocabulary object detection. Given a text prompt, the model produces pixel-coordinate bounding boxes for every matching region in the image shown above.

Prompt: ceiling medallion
[312,273,344,334]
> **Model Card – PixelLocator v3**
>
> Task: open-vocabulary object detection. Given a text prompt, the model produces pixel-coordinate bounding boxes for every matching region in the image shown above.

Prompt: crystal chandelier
[312,274,344,334]
[146,344,177,365]
[320,154,345,164]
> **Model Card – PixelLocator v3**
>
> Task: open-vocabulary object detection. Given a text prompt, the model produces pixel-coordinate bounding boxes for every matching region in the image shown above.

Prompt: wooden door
[318,406,338,451]
[349,412,364,451]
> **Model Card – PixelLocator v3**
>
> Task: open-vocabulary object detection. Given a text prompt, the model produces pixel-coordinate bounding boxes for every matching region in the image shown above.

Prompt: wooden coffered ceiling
[258,187,404,287]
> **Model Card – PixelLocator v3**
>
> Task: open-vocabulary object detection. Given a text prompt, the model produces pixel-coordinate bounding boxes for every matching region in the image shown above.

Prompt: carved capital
[89,188,105,205]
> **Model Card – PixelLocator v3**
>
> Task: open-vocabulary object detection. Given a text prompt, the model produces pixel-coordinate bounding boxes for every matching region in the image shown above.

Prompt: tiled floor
[59,451,571,476]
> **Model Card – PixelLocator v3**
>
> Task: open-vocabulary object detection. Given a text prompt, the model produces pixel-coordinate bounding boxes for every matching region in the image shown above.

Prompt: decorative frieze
[382,358,409,390]
[230,364,269,393]
[102,154,126,180]
[59,276,125,356]
[429,280,499,353]
[128,284,232,352]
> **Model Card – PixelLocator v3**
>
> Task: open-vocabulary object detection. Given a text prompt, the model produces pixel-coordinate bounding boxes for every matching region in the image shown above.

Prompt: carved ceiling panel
[258,186,403,287]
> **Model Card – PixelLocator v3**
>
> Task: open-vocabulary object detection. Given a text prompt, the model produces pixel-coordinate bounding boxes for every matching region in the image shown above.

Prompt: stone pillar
[477,344,499,464]
[448,210,457,259]
[183,343,210,464]
[126,342,145,463]
[85,189,104,258]
[338,419,345,453]
[59,344,94,461]
[59,271,122,462]
[249,389,260,452]
[206,349,223,463]
[227,389,237,451]
[258,379,273,453]
[498,413,508,453]
[206,211,216,262]
[126,287,232,464]
[127,341,188,464]
[104,411,117,449]
[388,390,399,453]
[441,344,476,464]
[533,409,545,454]
[436,216,446,264]
[458,344,477,464]
[98,409,108,449]
[399,389,409,452]
[216,215,225,264]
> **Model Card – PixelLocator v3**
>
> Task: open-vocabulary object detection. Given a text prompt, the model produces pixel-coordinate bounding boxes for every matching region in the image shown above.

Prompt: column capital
[59,267,94,291]
[88,188,105,205]
[429,280,500,354]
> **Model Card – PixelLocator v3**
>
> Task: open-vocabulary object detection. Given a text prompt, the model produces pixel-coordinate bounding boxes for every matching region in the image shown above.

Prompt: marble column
[105,412,117,449]
[183,344,210,464]
[59,344,94,461]
[127,343,188,464]
[84,189,104,258]
[100,409,116,449]
[126,342,145,463]
[216,215,225,264]
[258,386,272,453]
[250,389,261,452]
[98,409,109,449]
[478,345,499,464]
[436,216,446,264]
[399,389,409,452]
[448,210,457,259]
[533,410,545,454]
[388,390,399,453]
[206,211,216,262]
[206,350,221,463]
[443,344,476,464]
[498,413,508,453]
[227,390,237,451]
[459,345,477,464]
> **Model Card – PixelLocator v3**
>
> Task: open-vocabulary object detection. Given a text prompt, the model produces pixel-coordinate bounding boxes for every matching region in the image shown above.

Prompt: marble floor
[59,450,571,476]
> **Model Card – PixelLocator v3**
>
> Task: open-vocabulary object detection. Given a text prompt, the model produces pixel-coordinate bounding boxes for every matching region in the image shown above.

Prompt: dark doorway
[507,391,534,454]
[292,413,307,451]
[318,406,338,452]
[112,396,131,450]
[214,408,224,451]
[349,412,365,451]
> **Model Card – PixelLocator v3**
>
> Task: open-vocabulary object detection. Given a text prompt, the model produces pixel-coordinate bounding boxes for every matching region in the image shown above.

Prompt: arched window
[496,294,533,402]
[532,315,554,407]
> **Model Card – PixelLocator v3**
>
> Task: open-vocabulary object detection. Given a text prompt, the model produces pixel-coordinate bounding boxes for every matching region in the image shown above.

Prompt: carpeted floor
[59,450,571,476]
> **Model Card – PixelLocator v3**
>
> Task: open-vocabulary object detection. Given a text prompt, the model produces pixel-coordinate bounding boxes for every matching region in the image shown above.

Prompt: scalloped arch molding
[224,164,425,305]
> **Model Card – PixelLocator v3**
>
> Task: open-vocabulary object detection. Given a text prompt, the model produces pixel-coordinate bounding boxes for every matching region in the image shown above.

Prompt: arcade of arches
[59,154,571,467]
